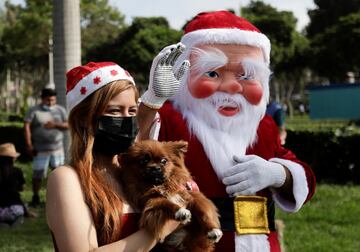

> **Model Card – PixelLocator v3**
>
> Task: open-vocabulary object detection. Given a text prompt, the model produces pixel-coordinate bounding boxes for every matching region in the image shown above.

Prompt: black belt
[210,197,275,232]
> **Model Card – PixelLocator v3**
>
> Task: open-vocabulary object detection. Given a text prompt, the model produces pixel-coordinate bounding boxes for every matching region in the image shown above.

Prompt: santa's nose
[218,76,243,94]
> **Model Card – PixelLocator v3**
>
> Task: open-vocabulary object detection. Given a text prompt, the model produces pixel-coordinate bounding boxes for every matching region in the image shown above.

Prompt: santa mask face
[188,44,266,117]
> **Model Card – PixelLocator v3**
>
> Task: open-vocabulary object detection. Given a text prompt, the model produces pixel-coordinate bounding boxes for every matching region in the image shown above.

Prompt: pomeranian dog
[119,140,223,252]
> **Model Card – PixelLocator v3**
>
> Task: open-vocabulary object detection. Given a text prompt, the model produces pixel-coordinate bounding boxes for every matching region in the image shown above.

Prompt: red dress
[158,101,316,252]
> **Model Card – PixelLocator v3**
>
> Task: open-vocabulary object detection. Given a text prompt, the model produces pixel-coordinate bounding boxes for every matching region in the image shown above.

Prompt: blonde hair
[68,80,139,245]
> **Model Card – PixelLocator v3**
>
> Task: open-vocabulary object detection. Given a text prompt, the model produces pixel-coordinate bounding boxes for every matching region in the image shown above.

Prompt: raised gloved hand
[222,155,286,196]
[141,43,190,109]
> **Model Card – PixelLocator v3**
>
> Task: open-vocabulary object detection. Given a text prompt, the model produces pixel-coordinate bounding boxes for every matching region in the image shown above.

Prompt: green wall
[309,84,360,119]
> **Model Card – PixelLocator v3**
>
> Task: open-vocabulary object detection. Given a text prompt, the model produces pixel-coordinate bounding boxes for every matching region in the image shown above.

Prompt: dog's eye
[160,158,167,166]
[140,154,151,165]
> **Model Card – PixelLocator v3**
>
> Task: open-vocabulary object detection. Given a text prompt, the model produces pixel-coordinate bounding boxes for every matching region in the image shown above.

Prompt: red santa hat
[66,62,135,112]
[181,10,271,64]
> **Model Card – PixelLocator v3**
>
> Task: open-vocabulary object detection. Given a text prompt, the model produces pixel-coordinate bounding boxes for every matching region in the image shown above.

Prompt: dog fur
[119,140,223,251]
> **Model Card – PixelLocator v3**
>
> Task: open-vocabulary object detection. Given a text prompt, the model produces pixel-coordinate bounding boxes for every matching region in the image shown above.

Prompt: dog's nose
[142,166,165,185]
[147,166,162,176]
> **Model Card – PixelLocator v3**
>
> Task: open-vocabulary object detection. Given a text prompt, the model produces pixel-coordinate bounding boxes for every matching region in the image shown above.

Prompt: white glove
[222,155,286,196]
[141,43,190,109]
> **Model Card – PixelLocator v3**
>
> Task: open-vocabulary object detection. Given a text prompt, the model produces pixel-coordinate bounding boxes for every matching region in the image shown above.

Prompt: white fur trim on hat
[180,28,271,64]
[66,65,135,112]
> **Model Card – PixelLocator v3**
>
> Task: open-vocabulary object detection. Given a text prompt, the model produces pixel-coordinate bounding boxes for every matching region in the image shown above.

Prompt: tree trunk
[53,0,81,160]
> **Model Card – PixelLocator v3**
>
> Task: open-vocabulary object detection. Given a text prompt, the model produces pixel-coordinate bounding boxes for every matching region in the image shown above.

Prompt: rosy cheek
[189,78,218,98]
[242,83,263,105]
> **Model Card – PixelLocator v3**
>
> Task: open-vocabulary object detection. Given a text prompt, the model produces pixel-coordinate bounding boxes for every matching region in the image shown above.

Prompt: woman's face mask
[94,115,139,156]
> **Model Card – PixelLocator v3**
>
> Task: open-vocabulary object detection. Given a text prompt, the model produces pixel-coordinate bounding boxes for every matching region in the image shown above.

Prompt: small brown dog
[119,140,223,251]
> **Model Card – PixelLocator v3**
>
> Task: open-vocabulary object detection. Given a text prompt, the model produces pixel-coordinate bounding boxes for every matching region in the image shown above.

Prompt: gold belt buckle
[233,195,270,235]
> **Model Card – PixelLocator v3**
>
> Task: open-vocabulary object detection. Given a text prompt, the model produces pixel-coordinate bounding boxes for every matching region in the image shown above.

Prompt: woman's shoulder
[47,165,81,193]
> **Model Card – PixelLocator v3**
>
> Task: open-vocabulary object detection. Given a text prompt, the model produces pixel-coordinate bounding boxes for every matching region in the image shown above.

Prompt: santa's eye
[238,73,254,81]
[204,71,219,78]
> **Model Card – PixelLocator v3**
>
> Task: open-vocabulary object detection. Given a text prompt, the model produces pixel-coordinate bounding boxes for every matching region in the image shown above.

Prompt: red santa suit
[156,101,316,252]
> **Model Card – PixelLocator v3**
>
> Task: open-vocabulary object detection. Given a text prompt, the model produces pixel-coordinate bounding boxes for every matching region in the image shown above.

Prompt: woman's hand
[153,219,181,243]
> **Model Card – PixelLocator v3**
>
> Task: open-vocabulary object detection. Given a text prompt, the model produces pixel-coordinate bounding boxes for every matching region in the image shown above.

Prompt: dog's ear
[166,141,188,156]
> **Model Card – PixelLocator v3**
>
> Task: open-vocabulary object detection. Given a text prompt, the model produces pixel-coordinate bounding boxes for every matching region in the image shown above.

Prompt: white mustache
[207,93,248,112]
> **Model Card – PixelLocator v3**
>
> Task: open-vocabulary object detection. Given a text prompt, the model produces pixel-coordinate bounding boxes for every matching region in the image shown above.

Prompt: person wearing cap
[46,62,180,251]
[0,143,37,227]
[24,87,68,207]
[137,10,316,252]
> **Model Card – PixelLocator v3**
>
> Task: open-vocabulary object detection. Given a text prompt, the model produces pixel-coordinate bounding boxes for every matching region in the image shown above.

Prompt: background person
[137,10,316,252]
[46,62,179,252]
[24,87,68,207]
[0,143,37,228]
[266,100,287,145]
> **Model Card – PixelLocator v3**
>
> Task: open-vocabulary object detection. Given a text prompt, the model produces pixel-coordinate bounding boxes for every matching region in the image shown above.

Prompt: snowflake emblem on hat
[80,86,87,95]
[93,76,101,84]
[125,70,131,77]
[110,69,118,76]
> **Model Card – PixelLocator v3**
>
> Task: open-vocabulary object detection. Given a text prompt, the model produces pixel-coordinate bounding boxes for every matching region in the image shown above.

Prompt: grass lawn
[1,162,359,252]
[277,184,360,252]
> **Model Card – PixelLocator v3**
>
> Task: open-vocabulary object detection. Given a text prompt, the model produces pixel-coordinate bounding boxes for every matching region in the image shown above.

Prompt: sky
[1,0,316,31]
[108,0,316,31]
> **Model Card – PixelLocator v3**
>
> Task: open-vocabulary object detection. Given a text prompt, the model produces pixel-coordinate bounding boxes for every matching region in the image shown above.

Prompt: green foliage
[80,0,125,59]
[1,0,52,70]
[285,115,360,184]
[86,17,182,91]
[242,1,310,117]
[277,184,360,252]
[307,0,360,38]
[308,12,360,82]
[306,0,360,82]
[0,0,126,103]
[285,128,360,184]
[242,1,303,70]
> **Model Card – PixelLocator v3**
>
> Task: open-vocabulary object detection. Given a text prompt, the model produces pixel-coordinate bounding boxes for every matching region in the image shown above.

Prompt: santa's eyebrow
[191,47,228,70]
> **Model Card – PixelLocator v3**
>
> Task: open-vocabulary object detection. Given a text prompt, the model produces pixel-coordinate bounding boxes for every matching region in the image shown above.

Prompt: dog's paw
[175,208,191,224]
[207,228,223,243]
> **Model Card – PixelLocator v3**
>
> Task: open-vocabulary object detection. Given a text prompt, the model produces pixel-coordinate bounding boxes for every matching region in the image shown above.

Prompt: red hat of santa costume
[181,10,271,64]
[66,62,135,112]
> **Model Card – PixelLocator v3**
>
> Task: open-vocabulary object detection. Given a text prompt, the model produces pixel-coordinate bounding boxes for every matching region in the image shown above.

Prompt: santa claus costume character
[137,10,316,252]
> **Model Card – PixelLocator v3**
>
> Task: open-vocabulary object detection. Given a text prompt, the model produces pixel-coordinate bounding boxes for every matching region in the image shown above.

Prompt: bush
[1,119,359,183]
[0,111,24,122]
[285,128,360,184]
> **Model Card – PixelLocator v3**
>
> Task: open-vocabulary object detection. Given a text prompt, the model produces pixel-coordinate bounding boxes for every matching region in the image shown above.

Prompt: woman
[0,143,37,227]
[46,62,179,251]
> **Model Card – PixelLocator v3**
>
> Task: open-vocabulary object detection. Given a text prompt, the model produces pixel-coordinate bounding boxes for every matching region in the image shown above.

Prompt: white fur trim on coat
[269,158,309,212]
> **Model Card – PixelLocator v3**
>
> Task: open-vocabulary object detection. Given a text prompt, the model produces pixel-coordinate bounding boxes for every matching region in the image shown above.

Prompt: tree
[80,0,125,59]
[0,0,52,114]
[87,17,182,92]
[306,0,360,82]
[307,0,360,38]
[242,0,310,117]
[0,0,126,113]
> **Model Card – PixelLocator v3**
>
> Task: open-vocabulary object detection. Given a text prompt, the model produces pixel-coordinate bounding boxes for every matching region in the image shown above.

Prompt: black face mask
[94,116,138,156]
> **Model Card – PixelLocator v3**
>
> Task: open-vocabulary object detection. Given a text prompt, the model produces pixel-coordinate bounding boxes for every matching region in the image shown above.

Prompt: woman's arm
[136,103,158,141]
[46,166,178,252]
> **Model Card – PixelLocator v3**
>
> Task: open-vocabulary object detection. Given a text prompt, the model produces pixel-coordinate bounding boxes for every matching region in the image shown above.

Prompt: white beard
[172,88,267,180]
[171,49,271,252]
[172,89,270,252]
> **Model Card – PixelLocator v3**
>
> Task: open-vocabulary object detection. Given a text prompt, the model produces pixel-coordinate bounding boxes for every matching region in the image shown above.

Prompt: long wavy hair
[68,80,139,245]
